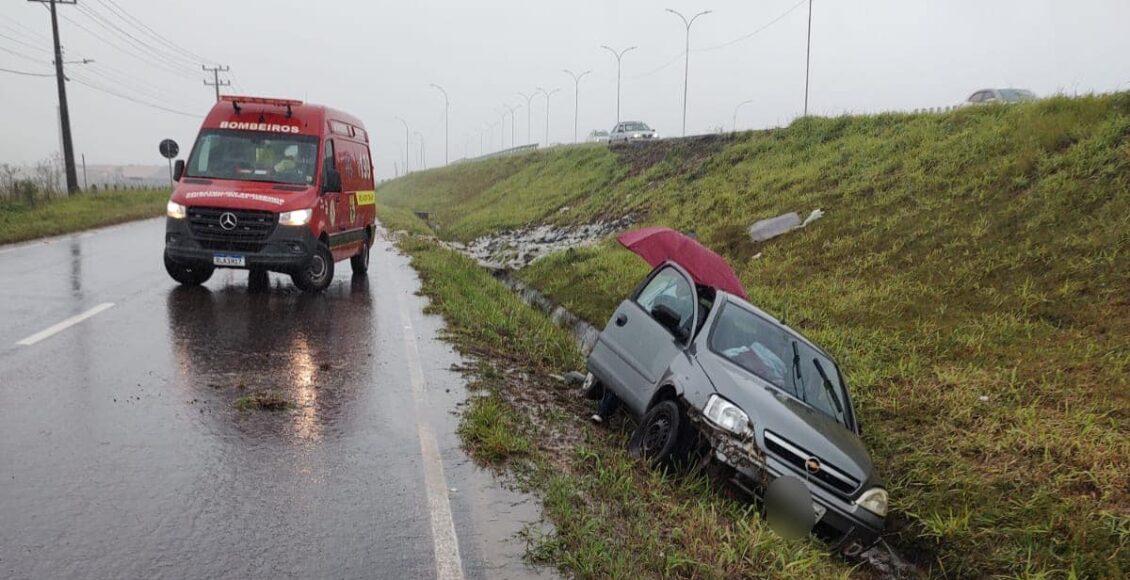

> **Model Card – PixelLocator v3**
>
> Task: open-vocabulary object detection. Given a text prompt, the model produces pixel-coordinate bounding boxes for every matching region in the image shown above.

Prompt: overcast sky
[2,0,1128,178]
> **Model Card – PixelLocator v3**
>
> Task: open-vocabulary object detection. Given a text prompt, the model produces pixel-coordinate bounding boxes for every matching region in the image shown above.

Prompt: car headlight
[279,208,312,226]
[166,200,186,219]
[855,487,888,517]
[703,395,751,436]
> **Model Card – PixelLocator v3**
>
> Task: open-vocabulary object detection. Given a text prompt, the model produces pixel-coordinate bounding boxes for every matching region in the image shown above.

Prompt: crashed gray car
[585,261,887,555]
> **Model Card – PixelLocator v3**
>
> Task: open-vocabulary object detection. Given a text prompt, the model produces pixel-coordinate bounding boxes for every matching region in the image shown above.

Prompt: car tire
[164,251,214,286]
[350,237,370,274]
[582,372,605,401]
[628,399,692,469]
[292,241,334,293]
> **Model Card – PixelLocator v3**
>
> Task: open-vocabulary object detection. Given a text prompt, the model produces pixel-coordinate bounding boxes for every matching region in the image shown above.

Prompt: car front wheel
[292,241,334,293]
[628,400,692,469]
[164,251,213,286]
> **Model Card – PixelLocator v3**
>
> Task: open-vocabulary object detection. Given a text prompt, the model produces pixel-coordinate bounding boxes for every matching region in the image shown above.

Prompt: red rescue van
[164,96,376,292]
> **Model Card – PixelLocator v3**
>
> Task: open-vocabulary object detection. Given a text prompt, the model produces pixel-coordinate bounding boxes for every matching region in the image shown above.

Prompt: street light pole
[504,104,521,148]
[414,131,425,170]
[537,87,561,147]
[601,45,636,125]
[429,83,450,165]
[563,69,591,143]
[804,0,813,116]
[667,8,712,137]
[517,91,535,144]
[395,117,410,172]
[732,99,753,132]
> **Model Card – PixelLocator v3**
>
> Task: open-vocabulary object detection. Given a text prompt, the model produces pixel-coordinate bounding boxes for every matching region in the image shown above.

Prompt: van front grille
[187,206,277,253]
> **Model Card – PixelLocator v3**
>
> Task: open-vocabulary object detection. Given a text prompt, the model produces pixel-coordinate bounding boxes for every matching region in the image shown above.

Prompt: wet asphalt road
[0,219,553,580]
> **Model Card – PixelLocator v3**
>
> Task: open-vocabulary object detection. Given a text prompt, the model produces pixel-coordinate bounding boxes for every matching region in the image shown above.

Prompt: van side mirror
[173,159,185,182]
[322,168,342,194]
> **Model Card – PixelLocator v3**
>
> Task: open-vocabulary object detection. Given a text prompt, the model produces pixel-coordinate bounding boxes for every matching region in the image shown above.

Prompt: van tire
[628,400,692,469]
[350,238,370,274]
[164,252,214,286]
[248,268,269,292]
[292,241,334,293]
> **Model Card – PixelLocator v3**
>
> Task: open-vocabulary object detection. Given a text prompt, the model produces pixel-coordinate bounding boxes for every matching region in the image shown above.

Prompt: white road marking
[15,303,115,346]
[398,293,465,580]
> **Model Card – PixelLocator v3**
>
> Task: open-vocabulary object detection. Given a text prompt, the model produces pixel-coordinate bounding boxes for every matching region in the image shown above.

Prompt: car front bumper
[164,217,315,272]
[688,412,884,555]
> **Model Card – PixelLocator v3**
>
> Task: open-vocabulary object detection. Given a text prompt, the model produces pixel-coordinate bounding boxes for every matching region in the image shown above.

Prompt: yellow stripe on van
[355,191,375,205]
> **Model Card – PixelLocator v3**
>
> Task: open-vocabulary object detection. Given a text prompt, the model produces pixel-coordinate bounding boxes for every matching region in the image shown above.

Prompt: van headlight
[279,208,312,226]
[855,488,888,517]
[166,201,186,219]
[703,395,751,436]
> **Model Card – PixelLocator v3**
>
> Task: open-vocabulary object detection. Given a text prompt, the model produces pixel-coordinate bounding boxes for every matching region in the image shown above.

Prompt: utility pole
[429,83,450,165]
[601,45,636,125]
[563,69,591,143]
[414,131,425,170]
[504,104,521,148]
[804,0,813,116]
[395,117,410,172]
[517,91,535,144]
[732,99,753,132]
[29,0,79,195]
[202,65,231,102]
[537,87,560,147]
[667,8,712,137]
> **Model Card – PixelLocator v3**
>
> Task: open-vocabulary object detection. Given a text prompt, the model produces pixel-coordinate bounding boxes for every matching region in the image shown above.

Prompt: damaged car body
[586,259,887,556]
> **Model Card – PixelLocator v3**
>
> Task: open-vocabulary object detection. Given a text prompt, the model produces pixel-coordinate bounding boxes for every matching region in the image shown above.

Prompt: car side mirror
[173,159,185,182]
[652,304,687,341]
[322,168,341,194]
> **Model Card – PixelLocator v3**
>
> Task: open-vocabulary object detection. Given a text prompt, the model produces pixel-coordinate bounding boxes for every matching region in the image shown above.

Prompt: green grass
[233,391,296,412]
[381,94,1130,577]
[396,231,852,578]
[0,189,169,245]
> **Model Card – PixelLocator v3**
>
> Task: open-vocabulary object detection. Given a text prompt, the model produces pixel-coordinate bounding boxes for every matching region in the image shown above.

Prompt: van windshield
[186,130,319,186]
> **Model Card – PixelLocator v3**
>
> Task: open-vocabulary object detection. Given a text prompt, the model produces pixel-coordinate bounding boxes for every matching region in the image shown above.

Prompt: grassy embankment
[380,94,1130,578]
[0,189,168,245]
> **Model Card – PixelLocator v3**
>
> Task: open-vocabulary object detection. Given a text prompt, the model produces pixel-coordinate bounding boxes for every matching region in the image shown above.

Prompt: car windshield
[621,122,651,132]
[709,303,849,426]
[186,129,319,186]
[998,89,1035,102]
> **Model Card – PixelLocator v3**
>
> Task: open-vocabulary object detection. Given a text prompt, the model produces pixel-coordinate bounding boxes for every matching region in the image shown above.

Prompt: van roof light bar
[220,95,303,117]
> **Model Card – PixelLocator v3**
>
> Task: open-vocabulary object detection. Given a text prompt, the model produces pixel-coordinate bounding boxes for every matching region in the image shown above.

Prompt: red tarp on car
[617,227,749,300]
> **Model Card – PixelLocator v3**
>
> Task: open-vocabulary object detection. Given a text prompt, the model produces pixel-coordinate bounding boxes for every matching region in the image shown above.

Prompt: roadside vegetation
[0,188,168,245]
[380,94,1130,577]
[395,229,853,578]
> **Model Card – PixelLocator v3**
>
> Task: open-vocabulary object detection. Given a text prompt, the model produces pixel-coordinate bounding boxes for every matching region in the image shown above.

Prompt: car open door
[588,264,697,414]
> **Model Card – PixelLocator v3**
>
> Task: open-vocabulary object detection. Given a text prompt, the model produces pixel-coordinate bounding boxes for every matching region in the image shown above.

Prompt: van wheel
[164,251,213,286]
[628,400,692,469]
[292,241,334,293]
[582,372,605,400]
[248,268,269,292]
[350,238,370,274]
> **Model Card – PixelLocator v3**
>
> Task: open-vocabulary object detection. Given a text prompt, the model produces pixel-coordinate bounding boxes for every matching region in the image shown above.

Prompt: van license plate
[813,502,827,523]
[213,254,246,267]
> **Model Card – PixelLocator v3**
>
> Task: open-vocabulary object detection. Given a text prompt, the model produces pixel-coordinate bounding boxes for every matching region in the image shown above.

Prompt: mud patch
[233,391,296,412]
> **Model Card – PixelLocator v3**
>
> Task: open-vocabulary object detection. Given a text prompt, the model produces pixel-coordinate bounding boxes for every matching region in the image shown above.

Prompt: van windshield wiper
[791,341,805,401]
[811,357,844,419]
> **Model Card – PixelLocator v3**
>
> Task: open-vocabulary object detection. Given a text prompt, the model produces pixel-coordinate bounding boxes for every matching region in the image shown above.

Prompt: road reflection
[165,275,375,441]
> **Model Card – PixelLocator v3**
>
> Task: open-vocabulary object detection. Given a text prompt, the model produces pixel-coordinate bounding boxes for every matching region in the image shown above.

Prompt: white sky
[1,0,1128,179]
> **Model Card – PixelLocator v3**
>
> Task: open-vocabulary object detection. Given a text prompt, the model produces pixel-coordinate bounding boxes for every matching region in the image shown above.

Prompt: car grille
[764,431,860,496]
[187,206,278,253]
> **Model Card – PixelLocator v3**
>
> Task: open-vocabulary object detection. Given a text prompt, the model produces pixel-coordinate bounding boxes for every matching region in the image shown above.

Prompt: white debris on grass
[749,209,825,243]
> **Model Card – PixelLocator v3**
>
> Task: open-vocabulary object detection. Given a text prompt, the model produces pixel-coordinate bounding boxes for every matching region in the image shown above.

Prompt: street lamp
[804,0,814,116]
[429,83,449,165]
[536,87,561,147]
[601,45,636,125]
[394,116,410,172]
[414,131,425,169]
[517,91,536,144]
[667,8,712,137]
[732,99,753,132]
[504,103,521,148]
[563,69,591,143]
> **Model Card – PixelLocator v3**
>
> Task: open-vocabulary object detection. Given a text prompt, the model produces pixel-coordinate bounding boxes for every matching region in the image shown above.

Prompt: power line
[0,65,54,77]
[57,11,199,80]
[0,13,49,42]
[0,43,49,64]
[698,0,808,52]
[93,0,212,64]
[0,30,52,53]
[73,3,198,71]
[68,72,199,117]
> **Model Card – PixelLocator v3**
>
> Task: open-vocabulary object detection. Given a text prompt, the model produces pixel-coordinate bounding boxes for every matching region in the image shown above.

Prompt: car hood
[170,179,316,213]
[696,351,878,488]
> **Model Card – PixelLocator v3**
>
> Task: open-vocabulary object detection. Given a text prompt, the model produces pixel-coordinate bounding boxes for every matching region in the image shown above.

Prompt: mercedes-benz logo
[219,212,238,230]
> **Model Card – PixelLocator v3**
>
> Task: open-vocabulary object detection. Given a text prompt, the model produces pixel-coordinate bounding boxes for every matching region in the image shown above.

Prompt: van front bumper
[164,217,315,272]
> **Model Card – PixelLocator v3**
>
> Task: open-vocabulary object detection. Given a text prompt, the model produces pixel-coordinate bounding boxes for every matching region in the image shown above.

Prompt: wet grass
[381,94,1130,578]
[0,189,169,245]
[396,230,852,578]
[233,392,296,412]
